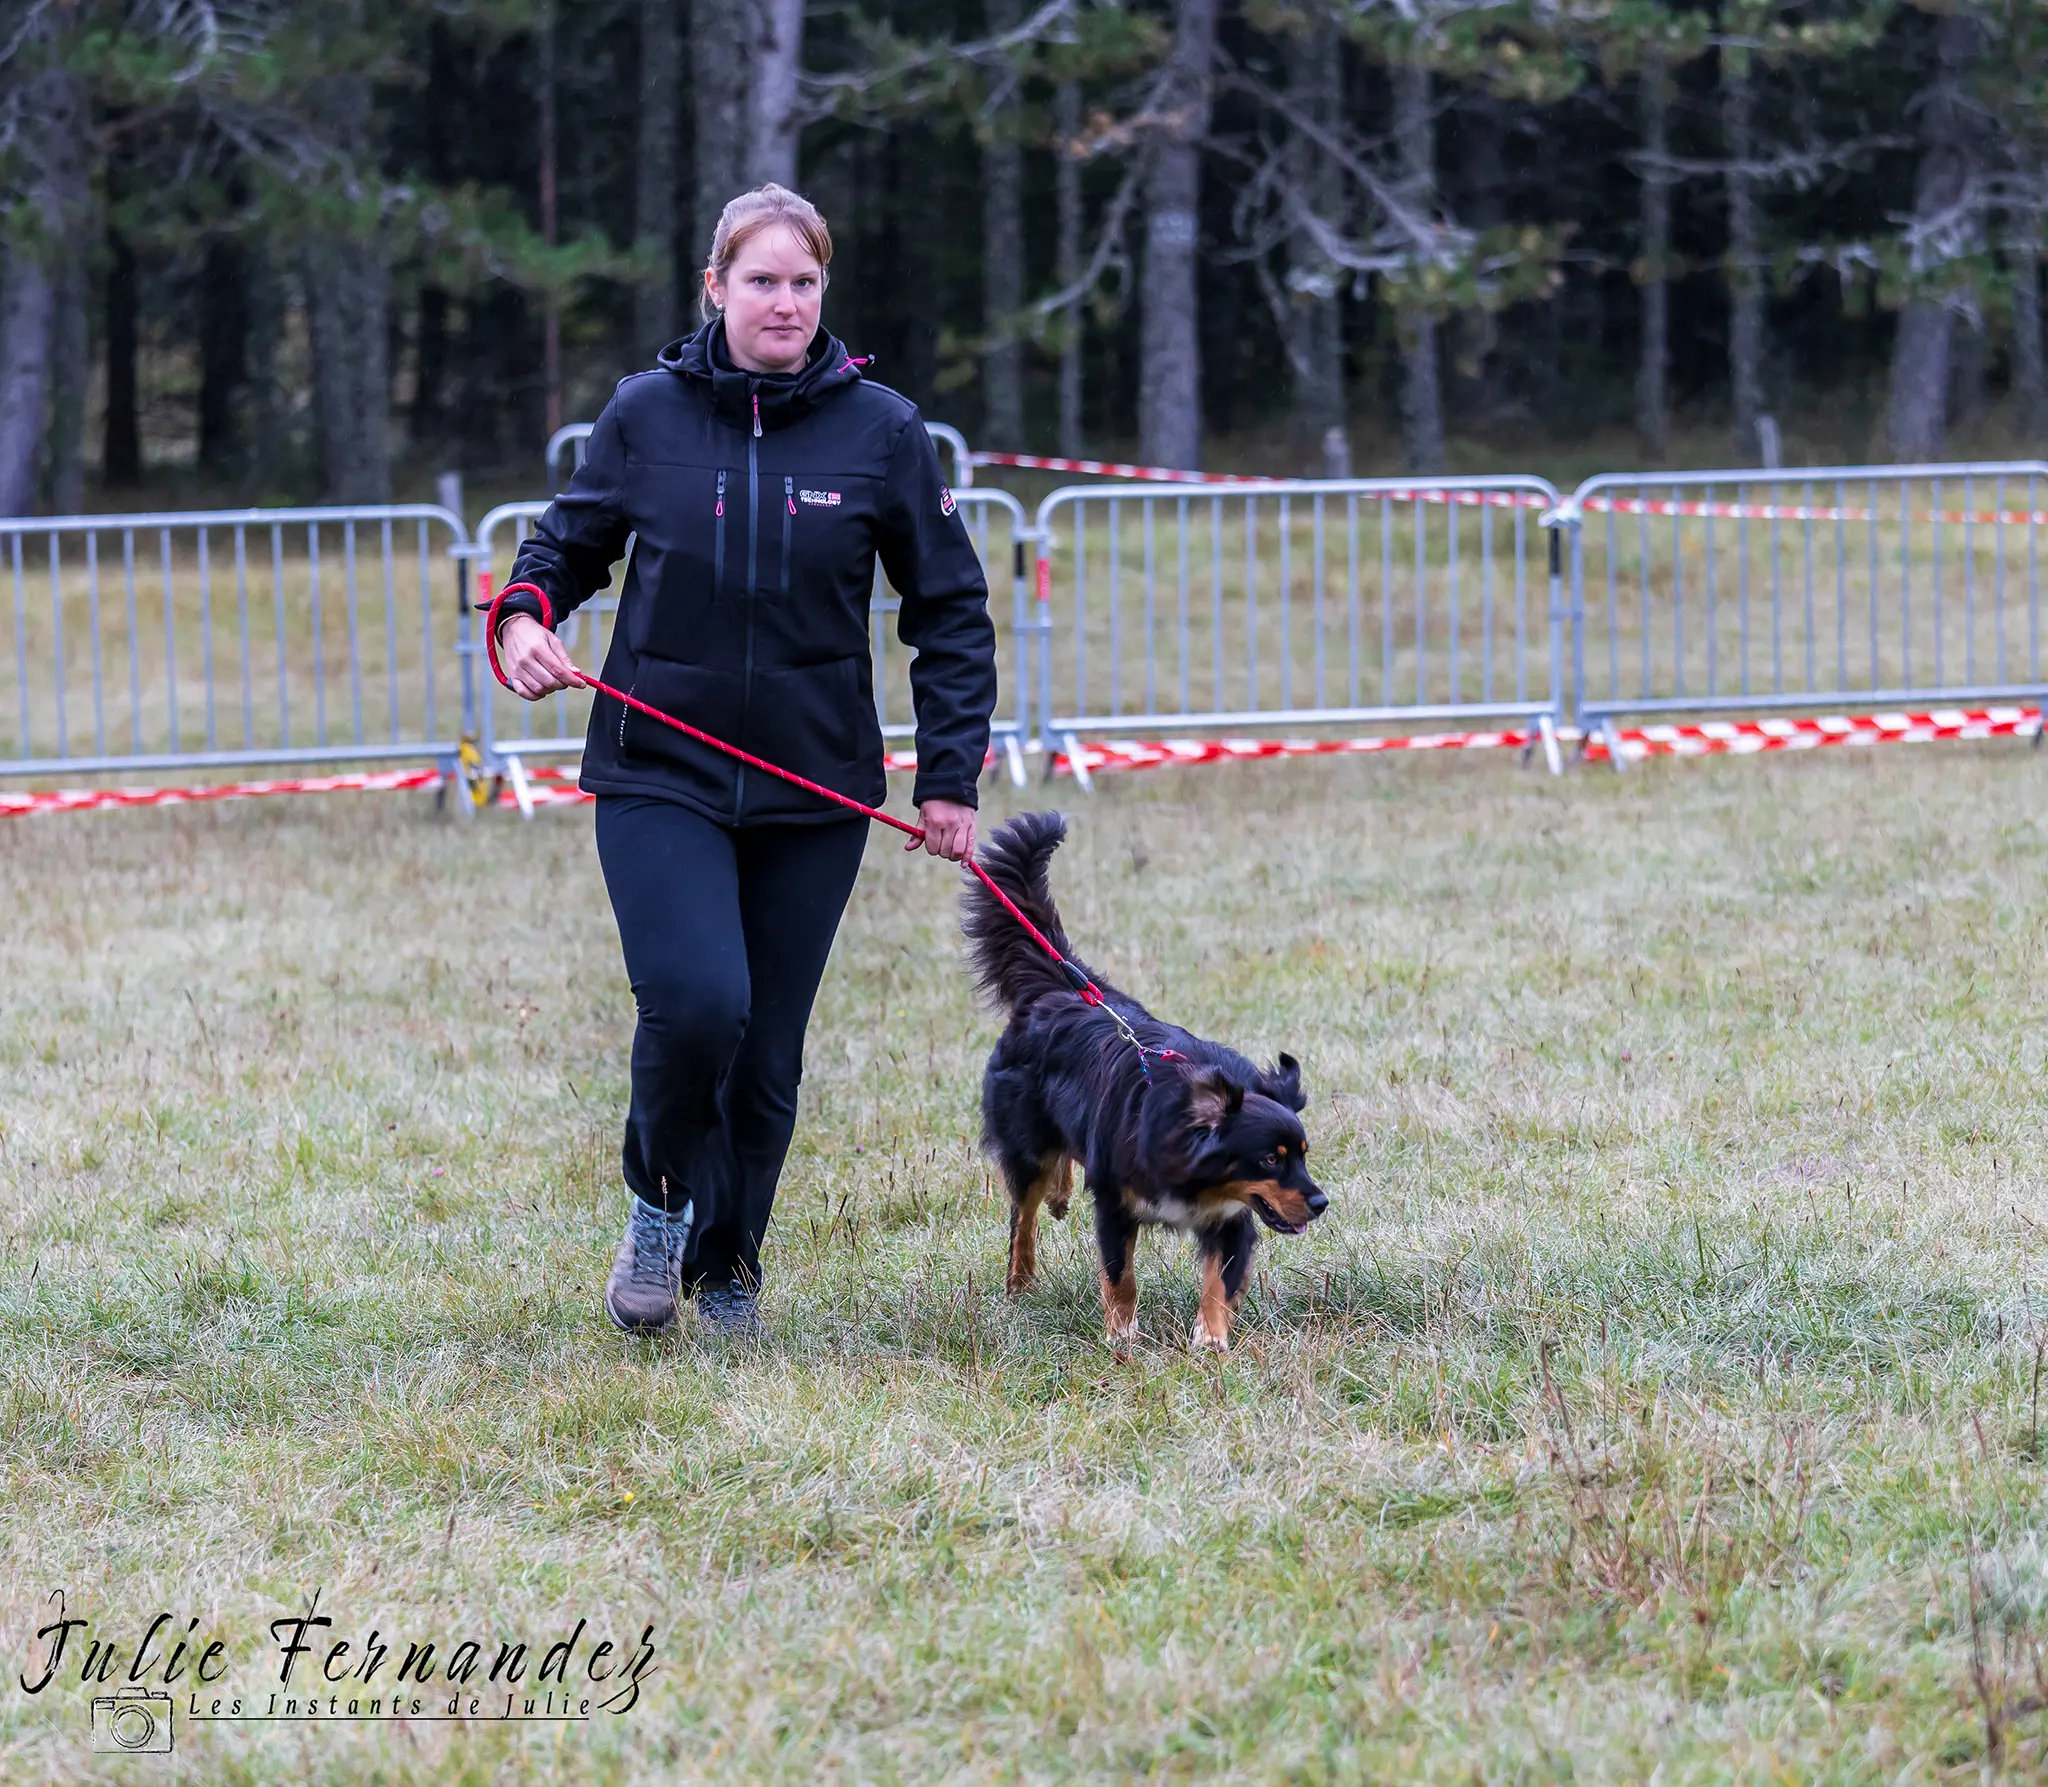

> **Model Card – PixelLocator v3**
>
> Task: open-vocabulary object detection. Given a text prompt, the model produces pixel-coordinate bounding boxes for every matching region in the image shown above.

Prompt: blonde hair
[702,184,833,322]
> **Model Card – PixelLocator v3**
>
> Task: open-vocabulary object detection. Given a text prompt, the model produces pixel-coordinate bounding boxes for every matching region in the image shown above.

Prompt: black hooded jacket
[497,320,997,824]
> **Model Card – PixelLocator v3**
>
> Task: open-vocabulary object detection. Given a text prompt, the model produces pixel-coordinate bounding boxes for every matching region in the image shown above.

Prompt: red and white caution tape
[8,707,2038,813]
[1050,729,1539,775]
[1588,705,2041,763]
[976,451,1549,510]
[977,453,2048,529]
[0,766,445,818]
[1050,706,2042,775]
[971,452,1267,486]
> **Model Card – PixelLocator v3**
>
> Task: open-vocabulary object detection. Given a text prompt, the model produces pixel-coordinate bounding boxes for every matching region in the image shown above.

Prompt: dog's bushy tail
[962,811,1091,1013]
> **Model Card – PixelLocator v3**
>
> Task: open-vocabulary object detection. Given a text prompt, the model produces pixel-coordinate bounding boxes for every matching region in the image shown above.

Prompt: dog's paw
[1045,1194,1071,1221]
[1189,1324,1231,1355]
[1005,1268,1036,1297]
[1104,1316,1139,1353]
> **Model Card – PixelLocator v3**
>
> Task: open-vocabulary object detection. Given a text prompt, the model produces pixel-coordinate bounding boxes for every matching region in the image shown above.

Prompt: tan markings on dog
[1042,1155,1073,1221]
[1101,1252,1138,1349]
[1191,1252,1232,1353]
[1192,1178,1311,1227]
[1255,1183,1314,1226]
[1006,1154,1069,1295]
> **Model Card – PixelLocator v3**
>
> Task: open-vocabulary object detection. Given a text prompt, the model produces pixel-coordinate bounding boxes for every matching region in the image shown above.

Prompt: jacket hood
[657,318,867,433]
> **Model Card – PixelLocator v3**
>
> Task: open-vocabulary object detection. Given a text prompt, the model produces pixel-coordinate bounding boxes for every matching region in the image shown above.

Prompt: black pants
[594,796,868,1291]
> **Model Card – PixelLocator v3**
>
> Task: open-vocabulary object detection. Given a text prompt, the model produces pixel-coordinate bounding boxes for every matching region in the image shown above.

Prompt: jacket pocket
[780,477,794,596]
[746,655,883,783]
[616,653,747,798]
[713,470,727,596]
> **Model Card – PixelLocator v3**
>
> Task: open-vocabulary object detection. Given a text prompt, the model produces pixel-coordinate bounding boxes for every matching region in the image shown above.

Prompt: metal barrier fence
[544,419,976,492]
[18,458,2048,803]
[472,487,1034,813]
[1029,476,1568,783]
[0,506,474,782]
[1561,463,2048,762]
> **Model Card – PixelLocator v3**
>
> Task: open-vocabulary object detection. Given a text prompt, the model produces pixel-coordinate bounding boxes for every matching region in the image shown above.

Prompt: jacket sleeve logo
[939,487,956,516]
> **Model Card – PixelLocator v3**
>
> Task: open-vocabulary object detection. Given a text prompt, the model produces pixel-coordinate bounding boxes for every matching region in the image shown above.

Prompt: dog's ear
[1262,1051,1306,1112]
[1182,1063,1245,1130]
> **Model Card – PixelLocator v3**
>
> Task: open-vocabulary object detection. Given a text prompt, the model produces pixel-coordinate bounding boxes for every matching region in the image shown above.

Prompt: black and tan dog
[962,813,1326,1352]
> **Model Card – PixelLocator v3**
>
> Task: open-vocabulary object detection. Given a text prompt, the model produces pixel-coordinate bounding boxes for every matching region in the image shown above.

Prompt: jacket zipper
[713,470,727,594]
[734,426,760,820]
[781,477,794,596]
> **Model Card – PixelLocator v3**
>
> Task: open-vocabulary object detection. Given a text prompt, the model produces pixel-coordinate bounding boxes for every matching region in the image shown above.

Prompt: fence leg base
[1539,714,1562,777]
[2033,696,2046,748]
[1600,718,1625,771]
[1062,732,1094,794]
[1003,732,1027,789]
[505,754,535,820]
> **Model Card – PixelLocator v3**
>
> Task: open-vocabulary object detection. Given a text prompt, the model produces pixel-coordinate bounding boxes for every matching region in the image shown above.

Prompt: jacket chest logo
[798,489,842,507]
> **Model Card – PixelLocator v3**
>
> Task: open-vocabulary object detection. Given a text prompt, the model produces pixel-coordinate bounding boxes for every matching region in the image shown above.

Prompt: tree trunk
[635,0,683,356]
[0,246,58,517]
[1637,59,1671,459]
[1393,55,1444,474]
[304,239,393,503]
[1722,48,1765,462]
[411,21,456,446]
[981,0,1025,450]
[1284,19,1344,446]
[537,7,562,439]
[2015,236,2045,438]
[303,69,392,502]
[1449,93,1503,426]
[102,228,140,488]
[693,0,749,278]
[43,233,88,513]
[1055,78,1084,458]
[245,241,291,489]
[0,62,88,517]
[1885,10,1981,461]
[1138,0,1218,472]
[1950,311,1987,433]
[745,0,805,188]
[198,236,250,478]
[413,283,450,444]
[1888,301,1953,461]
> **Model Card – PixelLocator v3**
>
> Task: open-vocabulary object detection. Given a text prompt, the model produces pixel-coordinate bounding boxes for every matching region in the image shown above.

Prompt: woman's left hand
[914,799,977,861]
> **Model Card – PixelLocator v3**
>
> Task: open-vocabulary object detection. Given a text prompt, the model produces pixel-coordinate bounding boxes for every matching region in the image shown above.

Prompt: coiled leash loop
[483,580,1185,1074]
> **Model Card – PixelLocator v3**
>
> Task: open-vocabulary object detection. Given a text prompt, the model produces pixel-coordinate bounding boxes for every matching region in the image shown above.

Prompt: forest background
[0,0,2039,514]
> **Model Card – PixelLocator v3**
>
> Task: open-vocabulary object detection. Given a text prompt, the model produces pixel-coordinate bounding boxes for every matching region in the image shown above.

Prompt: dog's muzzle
[1250,1181,1328,1235]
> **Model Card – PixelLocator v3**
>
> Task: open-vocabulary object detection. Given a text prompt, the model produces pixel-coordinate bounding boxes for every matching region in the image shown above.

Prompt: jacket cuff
[484,581,556,690]
[492,582,555,637]
[911,778,979,811]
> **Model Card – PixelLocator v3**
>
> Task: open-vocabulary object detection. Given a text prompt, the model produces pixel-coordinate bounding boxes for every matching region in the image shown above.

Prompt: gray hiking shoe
[693,1281,762,1336]
[604,1196,694,1335]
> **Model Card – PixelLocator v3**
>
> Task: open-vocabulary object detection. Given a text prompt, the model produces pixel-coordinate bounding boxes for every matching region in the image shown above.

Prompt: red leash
[482,580,1181,1062]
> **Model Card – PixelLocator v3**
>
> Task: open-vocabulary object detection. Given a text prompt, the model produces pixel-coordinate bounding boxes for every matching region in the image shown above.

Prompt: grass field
[7,746,2048,1781]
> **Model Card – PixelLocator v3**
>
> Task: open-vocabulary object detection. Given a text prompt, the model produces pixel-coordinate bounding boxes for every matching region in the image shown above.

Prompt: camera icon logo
[91,1686,173,1753]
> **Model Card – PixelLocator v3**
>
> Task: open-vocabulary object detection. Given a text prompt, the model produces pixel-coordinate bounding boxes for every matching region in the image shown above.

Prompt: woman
[494,184,996,1336]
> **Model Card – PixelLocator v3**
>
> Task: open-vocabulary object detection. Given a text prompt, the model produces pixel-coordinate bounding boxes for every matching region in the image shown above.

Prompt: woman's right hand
[497,612,582,701]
